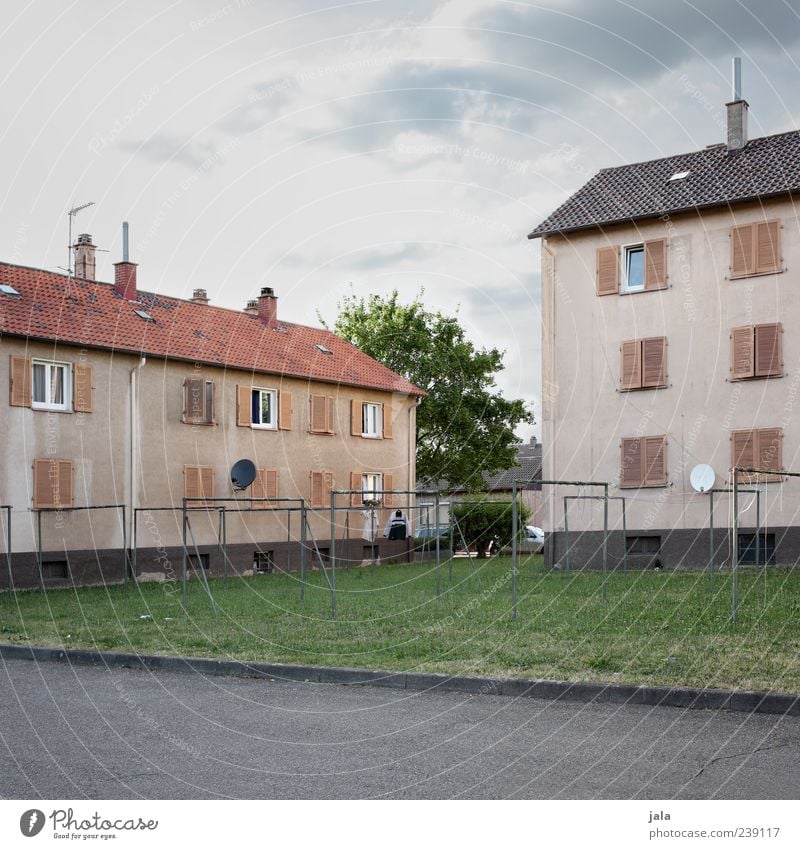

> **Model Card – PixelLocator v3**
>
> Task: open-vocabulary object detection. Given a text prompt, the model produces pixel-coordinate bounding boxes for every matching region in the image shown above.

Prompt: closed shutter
[236,385,251,426]
[757,428,782,474]
[643,436,667,485]
[33,459,73,508]
[253,469,279,503]
[310,470,324,508]
[382,402,393,439]
[200,466,214,502]
[184,465,213,505]
[620,438,643,488]
[731,223,754,278]
[351,400,362,436]
[755,323,782,377]
[620,340,641,390]
[183,378,211,424]
[325,396,335,434]
[644,239,667,290]
[641,337,667,388]
[755,220,781,274]
[278,390,292,430]
[730,326,755,379]
[731,430,756,482]
[351,472,362,507]
[310,394,327,433]
[72,363,93,413]
[596,246,619,296]
[383,473,394,508]
[323,471,333,508]
[9,355,31,407]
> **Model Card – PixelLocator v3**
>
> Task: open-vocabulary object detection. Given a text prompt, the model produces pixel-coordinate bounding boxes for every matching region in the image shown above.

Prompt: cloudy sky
[2,0,800,439]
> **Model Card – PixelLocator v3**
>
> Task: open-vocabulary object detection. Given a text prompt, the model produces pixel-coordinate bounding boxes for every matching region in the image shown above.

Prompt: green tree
[329,291,534,490]
[452,498,531,558]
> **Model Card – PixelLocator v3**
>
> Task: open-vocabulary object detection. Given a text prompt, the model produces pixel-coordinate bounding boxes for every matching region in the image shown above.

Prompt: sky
[2,0,800,441]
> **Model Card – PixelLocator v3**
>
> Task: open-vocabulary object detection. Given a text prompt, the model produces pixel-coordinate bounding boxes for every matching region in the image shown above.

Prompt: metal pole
[732,472,739,623]
[709,490,715,592]
[563,495,570,575]
[622,497,628,575]
[222,508,228,582]
[329,492,337,619]
[300,502,306,601]
[181,501,188,610]
[121,504,128,594]
[435,491,441,601]
[4,507,12,607]
[511,482,518,619]
[37,510,42,586]
[132,509,138,581]
[602,484,609,604]
[286,507,292,573]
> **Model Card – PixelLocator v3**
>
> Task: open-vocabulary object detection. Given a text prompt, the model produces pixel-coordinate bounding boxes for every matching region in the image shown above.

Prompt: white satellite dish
[690,464,715,493]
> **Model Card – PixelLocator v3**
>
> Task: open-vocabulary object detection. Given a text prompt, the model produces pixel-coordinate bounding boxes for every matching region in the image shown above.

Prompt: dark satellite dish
[231,459,257,491]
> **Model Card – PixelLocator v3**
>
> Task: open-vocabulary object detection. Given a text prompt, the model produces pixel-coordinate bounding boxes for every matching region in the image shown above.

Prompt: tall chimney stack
[726,57,748,151]
[113,221,138,300]
[73,233,96,281]
[257,287,278,326]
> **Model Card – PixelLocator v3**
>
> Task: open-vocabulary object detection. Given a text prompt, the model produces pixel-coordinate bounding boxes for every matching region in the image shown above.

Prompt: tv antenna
[58,201,95,278]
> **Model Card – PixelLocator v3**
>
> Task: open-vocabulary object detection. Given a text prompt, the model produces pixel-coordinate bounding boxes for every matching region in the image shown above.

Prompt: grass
[2,555,800,693]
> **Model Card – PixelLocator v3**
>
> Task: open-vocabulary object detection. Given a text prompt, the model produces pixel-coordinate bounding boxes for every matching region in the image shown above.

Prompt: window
[251,388,277,428]
[32,360,70,411]
[309,394,335,434]
[730,324,782,380]
[187,552,210,570]
[253,551,275,574]
[620,337,667,390]
[182,378,215,425]
[184,465,215,505]
[33,459,74,508]
[730,220,781,279]
[626,535,661,555]
[596,239,667,296]
[40,560,69,581]
[731,428,782,483]
[620,436,667,488]
[738,533,775,565]
[362,403,382,437]
[361,472,382,503]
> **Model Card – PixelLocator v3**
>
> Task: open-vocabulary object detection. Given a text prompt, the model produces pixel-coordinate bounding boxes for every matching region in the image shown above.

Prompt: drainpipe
[129,356,147,570]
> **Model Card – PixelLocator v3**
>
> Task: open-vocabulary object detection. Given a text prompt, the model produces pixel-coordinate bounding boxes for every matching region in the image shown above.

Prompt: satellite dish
[690,464,715,493]
[231,459,257,491]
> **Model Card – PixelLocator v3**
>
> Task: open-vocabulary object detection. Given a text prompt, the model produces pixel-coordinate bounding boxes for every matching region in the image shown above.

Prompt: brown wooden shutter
[643,436,667,485]
[183,378,206,424]
[184,465,201,501]
[310,470,324,507]
[756,428,782,474]
[730,326,755,379]
[350,472,362,506]
[326,396,335,434]
[33,459,73,508]
[264,469,278,499]
[755,323,782,377]
[644,239,667,290]
[252,469,267,503]
[72,363,93,413]
[208,381,216,424]
[382,402,393,439]
[351,400,362,436]
[620,438,643,488]
[236,385,251,426]
[731,430,756,482]
[620,340,642,390]
[731,223,755,278]
[323,471,334,508]
[278,390,292,430]
[200,466,214,502]
[383,473,394,508]
[9,355,31,407]
[33,459,53,508]
[596,246,619,296]
[755,220,781,274]
[184,465,212,504]
[642,337,667,388]
[310,394,326,433]
[58,460,73,507]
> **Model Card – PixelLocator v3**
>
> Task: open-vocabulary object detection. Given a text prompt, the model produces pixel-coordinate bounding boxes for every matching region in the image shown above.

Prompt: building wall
[0,338,417,584]
[541,197,800,564]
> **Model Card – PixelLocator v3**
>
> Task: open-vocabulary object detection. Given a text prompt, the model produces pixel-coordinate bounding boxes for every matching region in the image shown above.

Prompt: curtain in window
[51,366,64,405]
[32,363,46,403]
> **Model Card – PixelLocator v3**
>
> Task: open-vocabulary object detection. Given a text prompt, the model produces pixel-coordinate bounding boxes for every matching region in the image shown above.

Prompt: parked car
[520,525,545,554]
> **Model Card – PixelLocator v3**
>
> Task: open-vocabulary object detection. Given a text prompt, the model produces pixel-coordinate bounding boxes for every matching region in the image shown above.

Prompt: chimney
[257,286,278,326]
[726,57,748,151]
[191,288,209,304]
[74,233,96,281]
[244,298,259,316]
[113,221,138,300]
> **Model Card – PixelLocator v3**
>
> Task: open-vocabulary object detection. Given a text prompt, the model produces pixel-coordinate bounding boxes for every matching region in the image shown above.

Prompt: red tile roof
[0,262,424,396]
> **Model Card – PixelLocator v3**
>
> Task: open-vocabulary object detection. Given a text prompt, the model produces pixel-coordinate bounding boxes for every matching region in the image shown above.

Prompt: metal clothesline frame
[707,487,760,591]
[1,506,12,606]
[563,495,628,575]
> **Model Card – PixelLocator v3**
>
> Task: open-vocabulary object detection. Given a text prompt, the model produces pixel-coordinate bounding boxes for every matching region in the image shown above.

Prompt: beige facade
[540,197,799,564]
[1,336,417,582]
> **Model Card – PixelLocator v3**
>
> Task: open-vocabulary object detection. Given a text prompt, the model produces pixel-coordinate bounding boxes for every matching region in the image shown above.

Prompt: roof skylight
[314,343,332,355]
[134,309,155,322]
[0,283,20,296]
[669,170,690,182]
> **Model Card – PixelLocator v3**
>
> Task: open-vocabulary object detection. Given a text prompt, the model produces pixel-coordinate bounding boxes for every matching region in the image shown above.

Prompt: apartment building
[0,235,423,588]
[529,83,800,569]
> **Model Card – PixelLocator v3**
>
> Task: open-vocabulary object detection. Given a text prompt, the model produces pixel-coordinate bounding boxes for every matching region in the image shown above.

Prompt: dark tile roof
[0,262,424,396]
[427,440,542,494]
[528,130,800,239]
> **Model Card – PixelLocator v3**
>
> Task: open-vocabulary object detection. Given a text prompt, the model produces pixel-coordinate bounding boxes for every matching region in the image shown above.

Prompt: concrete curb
[2,643,799,717]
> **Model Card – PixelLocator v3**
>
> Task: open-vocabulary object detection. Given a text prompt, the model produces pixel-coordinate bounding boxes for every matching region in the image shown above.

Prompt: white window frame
[362,402,382,438]
[31,360,71,412]
[622,242,645,293]
[251,387,277,429]
[361,472,382,503]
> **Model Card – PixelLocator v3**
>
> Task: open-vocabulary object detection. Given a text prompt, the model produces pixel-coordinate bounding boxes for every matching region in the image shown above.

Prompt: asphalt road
[1,657,799,799]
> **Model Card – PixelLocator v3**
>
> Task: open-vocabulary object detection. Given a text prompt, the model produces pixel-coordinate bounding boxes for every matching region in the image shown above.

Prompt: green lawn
[2,556,800,693]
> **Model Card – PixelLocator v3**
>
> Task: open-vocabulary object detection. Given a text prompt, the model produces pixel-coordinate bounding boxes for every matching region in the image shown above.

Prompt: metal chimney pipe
[732,57,742,102]
[122,221,129,262]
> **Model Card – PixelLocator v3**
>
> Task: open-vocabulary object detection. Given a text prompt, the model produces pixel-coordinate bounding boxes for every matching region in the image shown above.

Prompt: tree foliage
[330,291,534,490]
[452,499,531,559]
